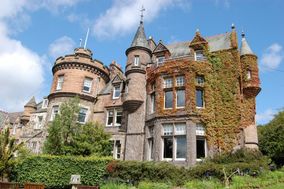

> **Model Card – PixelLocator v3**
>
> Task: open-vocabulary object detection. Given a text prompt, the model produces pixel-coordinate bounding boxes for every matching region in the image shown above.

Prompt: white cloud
[256,109,276,125]
[93,0,189,39]
[261,43,284,70]
[0,0,84,112]
[48,36,76,59]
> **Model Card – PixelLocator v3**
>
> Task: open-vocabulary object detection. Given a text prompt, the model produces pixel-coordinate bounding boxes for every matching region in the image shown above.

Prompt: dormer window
[134,55,140,66]
[113,85,121,99]
[42,99,48,109]
[83,77,93,93]
[157,56,165,65]
[195,50,205,61]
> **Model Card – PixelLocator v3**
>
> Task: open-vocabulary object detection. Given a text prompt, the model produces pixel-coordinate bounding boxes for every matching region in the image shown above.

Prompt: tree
[258,110,284,166]
[0,128,26,181]
[43,97,112,156]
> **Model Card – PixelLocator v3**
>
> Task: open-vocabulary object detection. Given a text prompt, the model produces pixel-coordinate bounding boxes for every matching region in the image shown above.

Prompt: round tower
[240,32,261,149]
[123,21,152,112]
[47,47,110,122]
[21,96,37,125]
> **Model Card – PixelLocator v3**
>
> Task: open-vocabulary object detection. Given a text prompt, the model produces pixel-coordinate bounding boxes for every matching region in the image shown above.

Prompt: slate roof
[240,33,254,55]
[25,96,37,107]
[130,22,150,49]
[8,112,22,124]
[166,32,233,58]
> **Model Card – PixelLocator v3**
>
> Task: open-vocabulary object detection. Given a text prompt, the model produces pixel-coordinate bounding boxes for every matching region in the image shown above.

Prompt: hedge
[11,155,112,189]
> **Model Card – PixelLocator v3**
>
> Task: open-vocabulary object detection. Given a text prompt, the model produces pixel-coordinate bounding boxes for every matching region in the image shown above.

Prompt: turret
[123,20,152,112]
[240,32,261,97]
[21,96,37,124]
[49,47,110,102]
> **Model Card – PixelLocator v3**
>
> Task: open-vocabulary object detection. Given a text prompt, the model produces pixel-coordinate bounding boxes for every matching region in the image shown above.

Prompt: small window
[115,110,122,126]
[113,140,121,159]
[42,99,48,109]
[197,138,206,159]
[247,70,252,80]
[196,123,205,136]
[56,75,64,91]
[107,110,114,126]
[196,76,204,85]
[195,50,205,61]
[157,56,165,65]
[164,90,173,109]
[35,116,43,129]
[196,89,204,108]
[78,108,88,123]
[163,78,173,88]
[150,93,155,113]
[176,76,185,87]
[148,138,154,160]
[83,77,93,93]
[176,89,185,108]
[50,105,59,121]
[113,85,121,99]
[163,137,173,159]
[134,55,140,66]
[163,124,173,135]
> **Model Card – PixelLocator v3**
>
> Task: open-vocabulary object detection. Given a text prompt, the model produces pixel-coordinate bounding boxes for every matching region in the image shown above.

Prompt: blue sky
[0,0,283,125]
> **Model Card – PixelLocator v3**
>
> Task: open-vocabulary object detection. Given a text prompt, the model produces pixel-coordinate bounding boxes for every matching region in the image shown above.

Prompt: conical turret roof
[24,96,37,108]
[240,32,254,56]
[130,21,150,49]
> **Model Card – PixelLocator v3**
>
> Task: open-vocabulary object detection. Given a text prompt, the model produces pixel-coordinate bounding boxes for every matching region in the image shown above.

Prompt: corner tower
[123,20,152,160]
[240,32,261,149]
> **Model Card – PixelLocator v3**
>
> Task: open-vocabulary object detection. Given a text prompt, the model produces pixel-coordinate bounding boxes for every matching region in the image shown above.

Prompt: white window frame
[162,123,187,161]
[247,70,252,80]
[106,110,114,127]
[196,123,207,161]
[176,76,185,87]
[56,75,64,91]
[150,93,155,113]
[50,105,59,121]
[196,88,204,108]
[112,140,121,159]
[164,90,173,109]
[176,89,185,109]
[42,99,48,109]
[83,77,93,93]
[195,50,204,61]
[157,56,165,65]
[113,85,121,99]
[114,109,122,126]
[34,115,44,130]
[134,55,140,66]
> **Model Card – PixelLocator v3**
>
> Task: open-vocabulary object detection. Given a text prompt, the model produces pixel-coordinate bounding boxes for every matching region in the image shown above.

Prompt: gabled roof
[24,96,37,108]
[153,41,170,54]
[189,31,208,49]
[112,75,123,84]
[130,22,150,49]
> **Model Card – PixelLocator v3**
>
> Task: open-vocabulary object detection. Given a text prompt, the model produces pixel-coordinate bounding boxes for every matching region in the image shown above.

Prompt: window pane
[134,56,140,66]
[195,50,204,61]
[197,139,205,158]
[107,110,114,125]
[78,108,87,123]
[176,76,184,87]
[113,86,121,98]
[176,90,185,107]
[175,123,186,135]
[83,78,92,92]
[196,123,205,136]
[163,124,173,135]
[56,76,64,90]
[115,110,122,125]
[148,139,154,160]
[196,89,204,107]
[151,93,155,113]
[164,137,173,159]
[176,136,186,159]
[196,76,204,85]
[157,56,165,65]
[163,78,173,88]
[165,91,173,108]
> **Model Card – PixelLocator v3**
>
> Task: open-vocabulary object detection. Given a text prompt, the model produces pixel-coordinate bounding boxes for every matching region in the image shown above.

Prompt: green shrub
[101,182,129,189]
[11,155,112,189]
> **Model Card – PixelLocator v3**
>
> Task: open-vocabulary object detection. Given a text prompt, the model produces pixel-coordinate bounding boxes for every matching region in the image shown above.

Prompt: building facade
[3,21,260,166]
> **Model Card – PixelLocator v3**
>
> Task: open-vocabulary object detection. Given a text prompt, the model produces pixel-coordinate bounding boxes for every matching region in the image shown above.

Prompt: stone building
[2,20,260,166]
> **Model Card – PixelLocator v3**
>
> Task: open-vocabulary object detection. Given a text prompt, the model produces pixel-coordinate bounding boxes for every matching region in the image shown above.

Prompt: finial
[196,28,200,35]
[79,39,82,47]
[140,5,145,24]
[149,36,152,39]
[231,23,235,29]
[241,29,245,38]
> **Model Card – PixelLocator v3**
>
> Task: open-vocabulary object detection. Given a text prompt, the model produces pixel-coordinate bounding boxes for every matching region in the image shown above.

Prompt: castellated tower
[240,32,261,149]
[123,20,152,160]
[47,47,110,127]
